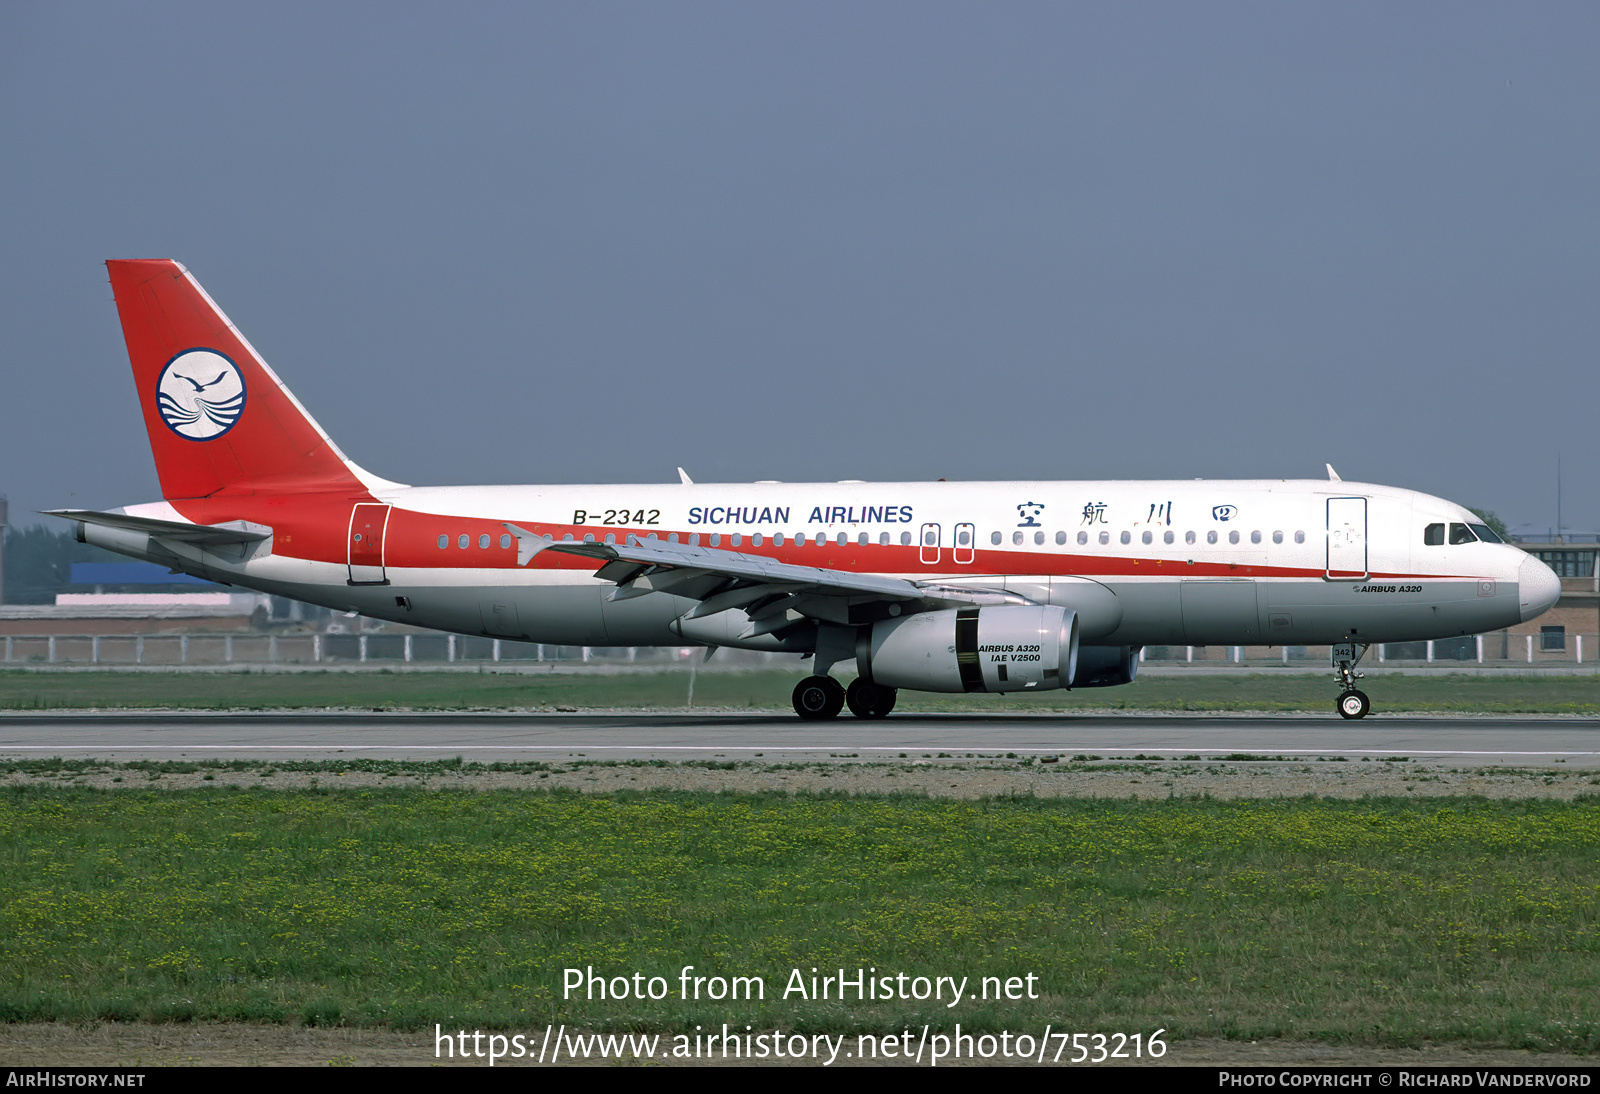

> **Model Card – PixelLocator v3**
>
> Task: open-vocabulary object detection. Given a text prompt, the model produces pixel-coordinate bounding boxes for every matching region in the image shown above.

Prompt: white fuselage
[98,476,1557,652]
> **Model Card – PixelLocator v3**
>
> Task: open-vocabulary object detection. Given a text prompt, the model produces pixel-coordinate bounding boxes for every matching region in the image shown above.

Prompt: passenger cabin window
[437,535,448,549]
[900,531,911,545]
[1056,531,1067,545]
[1099,531,1110,545]
[1163,531,1174,545]
[1078,531,1088,546]
[992,531,1002,545]
[1141,531,1152,545]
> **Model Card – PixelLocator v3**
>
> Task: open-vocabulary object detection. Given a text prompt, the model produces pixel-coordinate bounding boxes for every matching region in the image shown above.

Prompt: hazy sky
[3,2,1595,535]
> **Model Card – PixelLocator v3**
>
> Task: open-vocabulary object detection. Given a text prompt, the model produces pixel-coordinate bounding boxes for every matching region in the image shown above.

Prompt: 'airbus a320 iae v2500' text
[52,260,1562,720]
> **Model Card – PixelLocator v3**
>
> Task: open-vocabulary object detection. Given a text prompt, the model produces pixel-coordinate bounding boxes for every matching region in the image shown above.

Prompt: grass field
[1,785,1596,1051]
[4,669,1596,1055]
[0,667,1597,713]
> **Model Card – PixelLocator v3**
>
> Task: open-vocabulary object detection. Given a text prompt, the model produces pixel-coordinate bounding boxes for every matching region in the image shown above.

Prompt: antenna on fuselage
[1326,463,1342,482]
[678,467,694,485]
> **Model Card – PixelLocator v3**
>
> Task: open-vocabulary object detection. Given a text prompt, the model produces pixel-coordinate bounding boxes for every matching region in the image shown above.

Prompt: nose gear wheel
[1337,689,1371,719]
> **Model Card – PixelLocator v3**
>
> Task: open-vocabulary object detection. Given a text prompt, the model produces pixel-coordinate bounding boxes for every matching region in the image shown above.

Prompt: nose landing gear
[1332,641,1372,719]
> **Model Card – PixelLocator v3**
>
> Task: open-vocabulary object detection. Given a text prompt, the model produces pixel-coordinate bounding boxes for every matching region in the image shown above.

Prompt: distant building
[1508,534,1599,655]
[0,560,270,636]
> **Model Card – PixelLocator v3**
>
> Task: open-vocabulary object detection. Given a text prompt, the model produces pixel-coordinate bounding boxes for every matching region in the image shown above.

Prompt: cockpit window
[1467,522,1503,544]
[1449,523,1476,545]
[1424,523,1445,546]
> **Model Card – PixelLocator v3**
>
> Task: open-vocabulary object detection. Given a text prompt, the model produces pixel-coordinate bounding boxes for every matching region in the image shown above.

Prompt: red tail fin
[107,260,378,500]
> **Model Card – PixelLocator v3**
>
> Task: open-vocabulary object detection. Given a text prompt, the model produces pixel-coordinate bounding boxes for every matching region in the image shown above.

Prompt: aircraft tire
[1336,689,1371,720]
[845,678,897,719]
[793,676,845,720]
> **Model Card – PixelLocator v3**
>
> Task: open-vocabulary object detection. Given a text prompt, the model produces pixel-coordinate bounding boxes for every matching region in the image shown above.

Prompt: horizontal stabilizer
[44,509,272,546]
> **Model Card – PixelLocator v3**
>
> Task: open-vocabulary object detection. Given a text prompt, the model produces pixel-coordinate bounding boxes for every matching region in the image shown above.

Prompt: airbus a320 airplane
[51,260,1561,720]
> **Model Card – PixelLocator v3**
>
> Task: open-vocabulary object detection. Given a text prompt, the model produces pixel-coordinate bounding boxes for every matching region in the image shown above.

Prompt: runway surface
[0,711,1596,766]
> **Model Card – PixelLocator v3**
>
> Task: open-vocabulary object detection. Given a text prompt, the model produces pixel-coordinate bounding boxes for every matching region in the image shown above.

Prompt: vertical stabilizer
[106,260,388,500]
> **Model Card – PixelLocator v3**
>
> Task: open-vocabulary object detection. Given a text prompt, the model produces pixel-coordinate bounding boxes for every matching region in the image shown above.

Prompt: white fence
[0,632,796,668]
[1139,632,1595,667]
[0,630,1594,669]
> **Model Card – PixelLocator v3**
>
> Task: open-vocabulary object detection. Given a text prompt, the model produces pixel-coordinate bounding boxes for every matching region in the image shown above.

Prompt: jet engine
[862,605,1079,693]
[1069,645,1140,688]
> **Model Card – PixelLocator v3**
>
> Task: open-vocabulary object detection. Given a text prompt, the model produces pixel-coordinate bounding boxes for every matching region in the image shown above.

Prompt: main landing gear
[1332,641,1371,719]
[791,676,897,720]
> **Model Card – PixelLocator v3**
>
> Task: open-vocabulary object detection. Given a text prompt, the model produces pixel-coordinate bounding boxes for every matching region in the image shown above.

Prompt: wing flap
[501,525,1031,630]
[528,533,926,601]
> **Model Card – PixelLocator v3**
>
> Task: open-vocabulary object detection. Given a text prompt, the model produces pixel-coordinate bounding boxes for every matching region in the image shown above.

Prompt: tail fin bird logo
[156,349,246,439]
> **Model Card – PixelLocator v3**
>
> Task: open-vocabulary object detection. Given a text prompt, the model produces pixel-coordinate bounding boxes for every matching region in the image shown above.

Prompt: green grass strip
[2,786,1597,1051]
[0,668,1597,713]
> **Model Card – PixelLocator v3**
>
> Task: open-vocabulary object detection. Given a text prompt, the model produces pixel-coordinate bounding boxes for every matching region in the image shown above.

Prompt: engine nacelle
[1069,645,1140,688]
[865,605,1079,693]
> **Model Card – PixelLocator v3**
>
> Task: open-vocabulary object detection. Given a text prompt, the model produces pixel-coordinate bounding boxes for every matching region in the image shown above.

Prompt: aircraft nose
[1517,553,1562,622]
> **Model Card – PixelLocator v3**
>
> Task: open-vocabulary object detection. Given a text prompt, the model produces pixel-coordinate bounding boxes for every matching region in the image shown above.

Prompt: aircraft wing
[44,509,272,546]
[505,524,1023,630]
